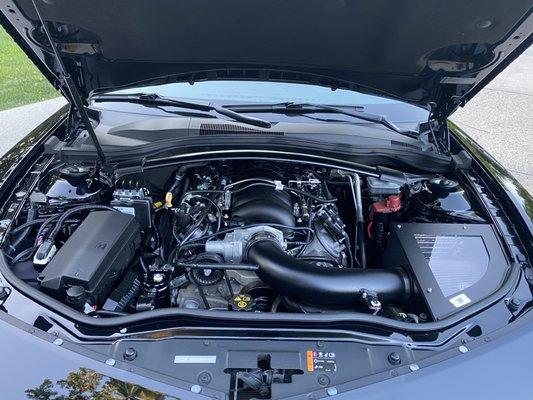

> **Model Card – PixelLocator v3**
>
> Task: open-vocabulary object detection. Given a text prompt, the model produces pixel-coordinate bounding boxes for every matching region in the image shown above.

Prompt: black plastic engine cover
[38,211,141,305]
[231,182,295,227]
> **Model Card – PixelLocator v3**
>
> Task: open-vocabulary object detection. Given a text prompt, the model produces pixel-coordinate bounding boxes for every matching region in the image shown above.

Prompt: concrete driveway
[0,47,531,193]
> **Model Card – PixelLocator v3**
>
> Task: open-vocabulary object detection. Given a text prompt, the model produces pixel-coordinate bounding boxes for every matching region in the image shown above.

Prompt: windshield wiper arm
[226,102,418,136]
[92,93,272,128]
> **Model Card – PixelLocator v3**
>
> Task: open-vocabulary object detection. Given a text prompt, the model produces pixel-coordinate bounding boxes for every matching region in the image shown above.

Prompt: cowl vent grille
[199,123,283,136]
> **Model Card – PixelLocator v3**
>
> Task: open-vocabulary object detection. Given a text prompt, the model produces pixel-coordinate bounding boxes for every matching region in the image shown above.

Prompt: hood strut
[31,0,108,166]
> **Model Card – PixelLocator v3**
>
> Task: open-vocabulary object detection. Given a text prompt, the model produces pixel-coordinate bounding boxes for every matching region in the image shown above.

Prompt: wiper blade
[92,93,272,128]
[226,102,418,136]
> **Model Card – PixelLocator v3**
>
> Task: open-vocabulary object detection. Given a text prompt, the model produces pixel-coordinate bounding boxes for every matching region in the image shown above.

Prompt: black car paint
[0,273,531,399]
[0,106,531,397]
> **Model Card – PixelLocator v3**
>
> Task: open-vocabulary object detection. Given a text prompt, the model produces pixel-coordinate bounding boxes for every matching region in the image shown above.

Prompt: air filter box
[38,211,140,305]
[383,223,509,320]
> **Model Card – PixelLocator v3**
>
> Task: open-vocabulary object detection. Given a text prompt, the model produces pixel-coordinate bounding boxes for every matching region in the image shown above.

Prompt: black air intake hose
[247,239,411,305]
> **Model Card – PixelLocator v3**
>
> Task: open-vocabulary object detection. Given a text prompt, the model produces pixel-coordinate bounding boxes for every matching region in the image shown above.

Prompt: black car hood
[1,0,532,117]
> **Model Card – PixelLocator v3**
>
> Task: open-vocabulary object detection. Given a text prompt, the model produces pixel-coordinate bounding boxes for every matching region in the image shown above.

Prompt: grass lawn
[0,26,59,111]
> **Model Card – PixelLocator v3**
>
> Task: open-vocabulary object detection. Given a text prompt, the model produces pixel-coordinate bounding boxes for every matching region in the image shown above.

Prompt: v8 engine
[4,158,509,323]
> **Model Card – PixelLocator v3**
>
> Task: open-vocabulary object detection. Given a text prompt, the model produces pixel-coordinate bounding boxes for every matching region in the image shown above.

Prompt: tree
[25,379,58,400]
[24,368,171,400]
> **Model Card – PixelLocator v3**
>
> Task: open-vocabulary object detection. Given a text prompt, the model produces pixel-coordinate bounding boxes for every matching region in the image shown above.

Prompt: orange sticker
[306,350,314,372]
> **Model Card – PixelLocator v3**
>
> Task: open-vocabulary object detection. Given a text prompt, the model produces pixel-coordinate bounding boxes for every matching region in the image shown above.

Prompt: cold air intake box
[383,223,509,320]
[38,211,140,305]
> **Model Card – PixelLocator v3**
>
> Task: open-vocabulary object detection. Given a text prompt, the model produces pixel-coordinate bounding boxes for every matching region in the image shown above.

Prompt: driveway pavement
[0,97,67,155]
[450,46,533,194]
[0,47,531,193]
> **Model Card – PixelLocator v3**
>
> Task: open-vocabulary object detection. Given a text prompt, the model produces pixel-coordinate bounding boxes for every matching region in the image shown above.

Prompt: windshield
[113,81,429,123]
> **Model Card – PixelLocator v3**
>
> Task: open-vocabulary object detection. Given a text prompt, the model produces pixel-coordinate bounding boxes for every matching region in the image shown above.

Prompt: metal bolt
[458,345,468,354]
[198,371,212,385]
[105,358,116,366]
[203,339,210,346]
[316,341,324,348]
[388,352,401,365]
[123,347,137,361]
[426,287,433,293]
[409,364,420,372]
[397,224,402,229]
[119,327,128,334]
[153,273,164,283]
[53,338,63,346]
[507,298,521,311]
[463,225,467,230]
[326,387,338,396]
[190,385,202,394]
[370,299,381,308]
[317,374,330,386]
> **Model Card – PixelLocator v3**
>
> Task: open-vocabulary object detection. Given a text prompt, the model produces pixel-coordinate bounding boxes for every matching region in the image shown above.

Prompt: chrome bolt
[388,352,401,365]
[119,327,127,334]
[190,385,202,394]
[123,347,138,361]
[53,338,63,346]
[105,358,116,366]
[326,387,338,396]
[409,364,420,372]
[459,345,469,354]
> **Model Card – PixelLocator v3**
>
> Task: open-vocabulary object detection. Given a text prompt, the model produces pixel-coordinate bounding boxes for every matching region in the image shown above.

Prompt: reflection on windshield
[115,81,402,107]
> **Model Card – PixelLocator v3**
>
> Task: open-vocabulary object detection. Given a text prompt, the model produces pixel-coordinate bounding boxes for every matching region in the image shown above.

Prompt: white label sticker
[113,206,135,216]
[449,293,471,308]
[173,355,217,364]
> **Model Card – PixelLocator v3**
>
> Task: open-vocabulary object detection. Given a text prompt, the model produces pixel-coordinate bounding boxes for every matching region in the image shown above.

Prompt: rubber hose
[247,239,411,305]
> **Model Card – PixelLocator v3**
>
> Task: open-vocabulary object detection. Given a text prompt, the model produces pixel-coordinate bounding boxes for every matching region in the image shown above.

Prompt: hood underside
[1,0,532,117]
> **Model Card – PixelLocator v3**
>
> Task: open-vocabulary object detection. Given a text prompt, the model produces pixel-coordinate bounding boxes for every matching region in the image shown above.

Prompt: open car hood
[1,0,532,118]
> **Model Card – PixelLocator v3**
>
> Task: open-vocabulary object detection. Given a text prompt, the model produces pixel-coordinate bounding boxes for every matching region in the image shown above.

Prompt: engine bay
[2,159,510,323]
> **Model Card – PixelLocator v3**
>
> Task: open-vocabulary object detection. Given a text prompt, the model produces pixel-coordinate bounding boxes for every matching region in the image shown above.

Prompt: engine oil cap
[229,293,255,311]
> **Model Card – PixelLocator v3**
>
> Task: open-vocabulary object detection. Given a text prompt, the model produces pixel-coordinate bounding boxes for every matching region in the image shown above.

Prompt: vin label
[306,350,337,372]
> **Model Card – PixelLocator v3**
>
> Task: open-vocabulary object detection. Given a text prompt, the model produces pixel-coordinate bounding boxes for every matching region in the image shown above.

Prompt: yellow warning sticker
[306,350,314,372]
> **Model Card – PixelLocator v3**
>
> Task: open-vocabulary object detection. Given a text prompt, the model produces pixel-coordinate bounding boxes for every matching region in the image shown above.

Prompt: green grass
[0,26,59,111]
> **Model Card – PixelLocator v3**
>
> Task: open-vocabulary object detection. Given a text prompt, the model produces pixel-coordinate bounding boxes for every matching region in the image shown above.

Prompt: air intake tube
[247,239,411,305]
